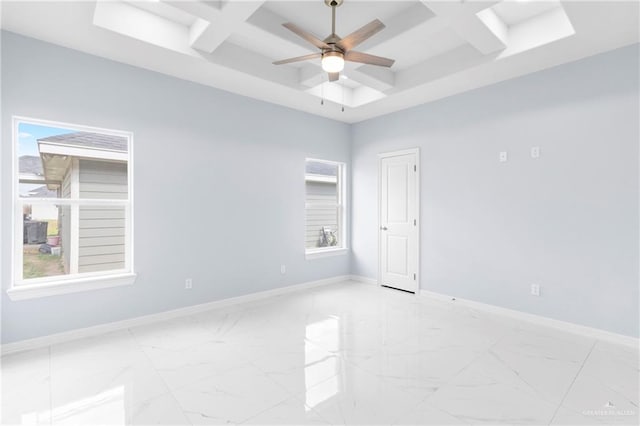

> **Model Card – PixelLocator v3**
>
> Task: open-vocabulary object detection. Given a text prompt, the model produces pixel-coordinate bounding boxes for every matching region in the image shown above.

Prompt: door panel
[387,235,408,275]
[387,165,408,223]
[379,151,418,293]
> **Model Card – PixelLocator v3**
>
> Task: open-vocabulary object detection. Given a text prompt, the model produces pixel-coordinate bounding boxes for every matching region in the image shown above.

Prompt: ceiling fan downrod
[326,0,342,36]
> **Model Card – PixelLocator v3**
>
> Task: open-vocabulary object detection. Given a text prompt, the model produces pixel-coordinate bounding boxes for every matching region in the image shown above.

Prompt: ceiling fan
[273,0,395,82]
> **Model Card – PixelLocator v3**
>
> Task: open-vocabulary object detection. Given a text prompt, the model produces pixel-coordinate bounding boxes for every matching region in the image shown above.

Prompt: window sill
[6,273,137,301]
[305,248,348,260]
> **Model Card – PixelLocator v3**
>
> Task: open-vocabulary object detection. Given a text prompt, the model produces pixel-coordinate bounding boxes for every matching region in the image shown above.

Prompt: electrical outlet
[185,278,193,289]
[499,151,508,162]
[531,146,540,158]
[280,265,286,275]
[530,283,540,296]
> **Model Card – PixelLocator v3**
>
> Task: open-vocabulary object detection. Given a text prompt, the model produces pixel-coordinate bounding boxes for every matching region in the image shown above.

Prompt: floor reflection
[305,316,341,410]
[48,386,125,425]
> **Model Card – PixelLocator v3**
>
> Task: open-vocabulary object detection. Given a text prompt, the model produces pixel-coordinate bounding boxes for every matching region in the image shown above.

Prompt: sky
[18,122,75,158]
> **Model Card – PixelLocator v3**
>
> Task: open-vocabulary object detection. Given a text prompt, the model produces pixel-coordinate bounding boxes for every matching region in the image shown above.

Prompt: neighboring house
[19,155,59,221]
[36,132,128,274]
[305,161,338,248]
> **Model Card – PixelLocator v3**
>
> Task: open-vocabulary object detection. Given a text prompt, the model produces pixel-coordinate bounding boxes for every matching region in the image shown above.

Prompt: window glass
[15,120,131,285]
[305,159,344,251]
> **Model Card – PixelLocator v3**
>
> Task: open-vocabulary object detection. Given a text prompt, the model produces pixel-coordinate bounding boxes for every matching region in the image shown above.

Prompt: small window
[10,117,134,298]
[305,159,346,257]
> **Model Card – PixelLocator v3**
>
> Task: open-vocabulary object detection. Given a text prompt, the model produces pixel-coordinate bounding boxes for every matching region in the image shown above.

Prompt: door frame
[377,148,420,294]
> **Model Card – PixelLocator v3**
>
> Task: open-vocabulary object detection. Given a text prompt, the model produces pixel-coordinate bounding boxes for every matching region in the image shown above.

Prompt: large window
[10,117,134,299]
[305,158,346,258]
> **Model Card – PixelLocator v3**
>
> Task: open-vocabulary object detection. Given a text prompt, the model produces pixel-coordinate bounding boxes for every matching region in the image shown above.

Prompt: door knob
[380,226,388,231]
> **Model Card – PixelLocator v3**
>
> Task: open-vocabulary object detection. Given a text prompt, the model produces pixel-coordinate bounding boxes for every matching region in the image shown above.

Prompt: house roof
[38,132,127,153]
[27,185,58,198]
[37,131,128,189]
[19,155,44,175]
[306,161,337,177]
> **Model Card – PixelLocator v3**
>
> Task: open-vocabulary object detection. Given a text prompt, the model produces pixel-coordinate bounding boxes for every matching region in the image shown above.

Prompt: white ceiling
[1,0,638,123]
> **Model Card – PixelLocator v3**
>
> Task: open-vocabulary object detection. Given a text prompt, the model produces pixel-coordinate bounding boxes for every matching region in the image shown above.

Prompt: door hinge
[414,219,416,226]
[413,273,416,280]
[414,165,417,172]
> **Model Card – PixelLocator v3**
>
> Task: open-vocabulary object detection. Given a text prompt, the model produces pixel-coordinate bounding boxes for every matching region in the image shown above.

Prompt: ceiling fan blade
[328,72,340,82]
[273,52,322,65]
[336,19,385,51]
[345,50,395,67]
[282,23,331,50]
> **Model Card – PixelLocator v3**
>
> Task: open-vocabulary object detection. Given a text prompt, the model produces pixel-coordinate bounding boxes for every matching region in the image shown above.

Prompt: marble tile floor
[1,281,638,425]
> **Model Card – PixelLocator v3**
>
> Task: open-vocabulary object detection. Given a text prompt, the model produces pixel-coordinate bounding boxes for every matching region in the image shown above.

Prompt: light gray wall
[351,44,639,337]
[1,32,351,344]
[2,31,637,344]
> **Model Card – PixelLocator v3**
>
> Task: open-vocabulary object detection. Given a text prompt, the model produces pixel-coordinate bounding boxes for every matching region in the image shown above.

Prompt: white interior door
[379,149,419,293]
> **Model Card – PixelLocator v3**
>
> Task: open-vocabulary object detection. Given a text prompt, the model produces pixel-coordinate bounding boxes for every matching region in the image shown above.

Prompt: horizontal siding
[81,245,125,256]
[80,169,127,185]
[79,227,125,238]
[79,236,125,247]
[79,218,125,228]
[305,193,338,248]
[79,159,128,199]
[306,181,337,197]
[79,191,128,199]
[78,253,125,266]
[78,176,127,270]
[307,194,337,202]
[79,262,125,273]
[79,160,127,176]
[80,182,128,193]
[80,208,125,219]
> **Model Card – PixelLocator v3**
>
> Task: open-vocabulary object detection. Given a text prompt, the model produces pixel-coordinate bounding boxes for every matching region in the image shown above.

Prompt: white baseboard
[420,289,639,349]
[1,275,349,356]
[4,276,636,355]
[345,275,637,349]
[349,275,378,285]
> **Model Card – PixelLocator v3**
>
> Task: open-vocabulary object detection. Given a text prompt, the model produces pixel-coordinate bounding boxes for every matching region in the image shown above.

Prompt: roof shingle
[38,132,127,152]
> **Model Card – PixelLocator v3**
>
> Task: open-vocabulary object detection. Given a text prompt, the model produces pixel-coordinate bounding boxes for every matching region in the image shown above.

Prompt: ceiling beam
[420,0,506,55]
[170,0,265,53]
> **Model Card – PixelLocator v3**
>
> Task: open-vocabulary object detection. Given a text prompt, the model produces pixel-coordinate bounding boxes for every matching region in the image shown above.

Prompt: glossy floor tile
[2,281,638,425]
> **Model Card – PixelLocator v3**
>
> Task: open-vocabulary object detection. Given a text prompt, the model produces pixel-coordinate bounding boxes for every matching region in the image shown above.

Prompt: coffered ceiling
[2,1,638,123]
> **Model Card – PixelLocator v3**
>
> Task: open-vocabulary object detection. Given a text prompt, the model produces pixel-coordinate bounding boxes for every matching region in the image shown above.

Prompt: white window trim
[9,116,136,300]
[6,273,137,301]
[305,158,348,259]
[305,247,348,260]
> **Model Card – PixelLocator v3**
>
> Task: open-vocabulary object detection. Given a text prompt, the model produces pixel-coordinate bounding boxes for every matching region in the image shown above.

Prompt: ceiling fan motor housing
[324,0,344,7]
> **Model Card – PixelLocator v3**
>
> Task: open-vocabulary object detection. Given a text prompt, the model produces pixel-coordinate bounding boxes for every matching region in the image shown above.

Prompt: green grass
[23,251,64,279]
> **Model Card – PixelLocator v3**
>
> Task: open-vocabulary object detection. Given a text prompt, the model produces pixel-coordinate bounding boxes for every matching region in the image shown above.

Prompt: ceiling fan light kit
[273,0,395,83]
[321,51,345,73]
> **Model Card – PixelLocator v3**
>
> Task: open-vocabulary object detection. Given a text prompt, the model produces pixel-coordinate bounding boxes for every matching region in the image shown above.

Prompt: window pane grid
[14,118,132,287]
[305,158,345,251]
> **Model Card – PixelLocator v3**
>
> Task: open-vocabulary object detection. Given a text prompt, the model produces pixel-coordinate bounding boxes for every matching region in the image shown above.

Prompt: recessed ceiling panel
[492,0,560,27]
[262,1,419,41]
[125,0,199,27]
[369,27,468,71]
